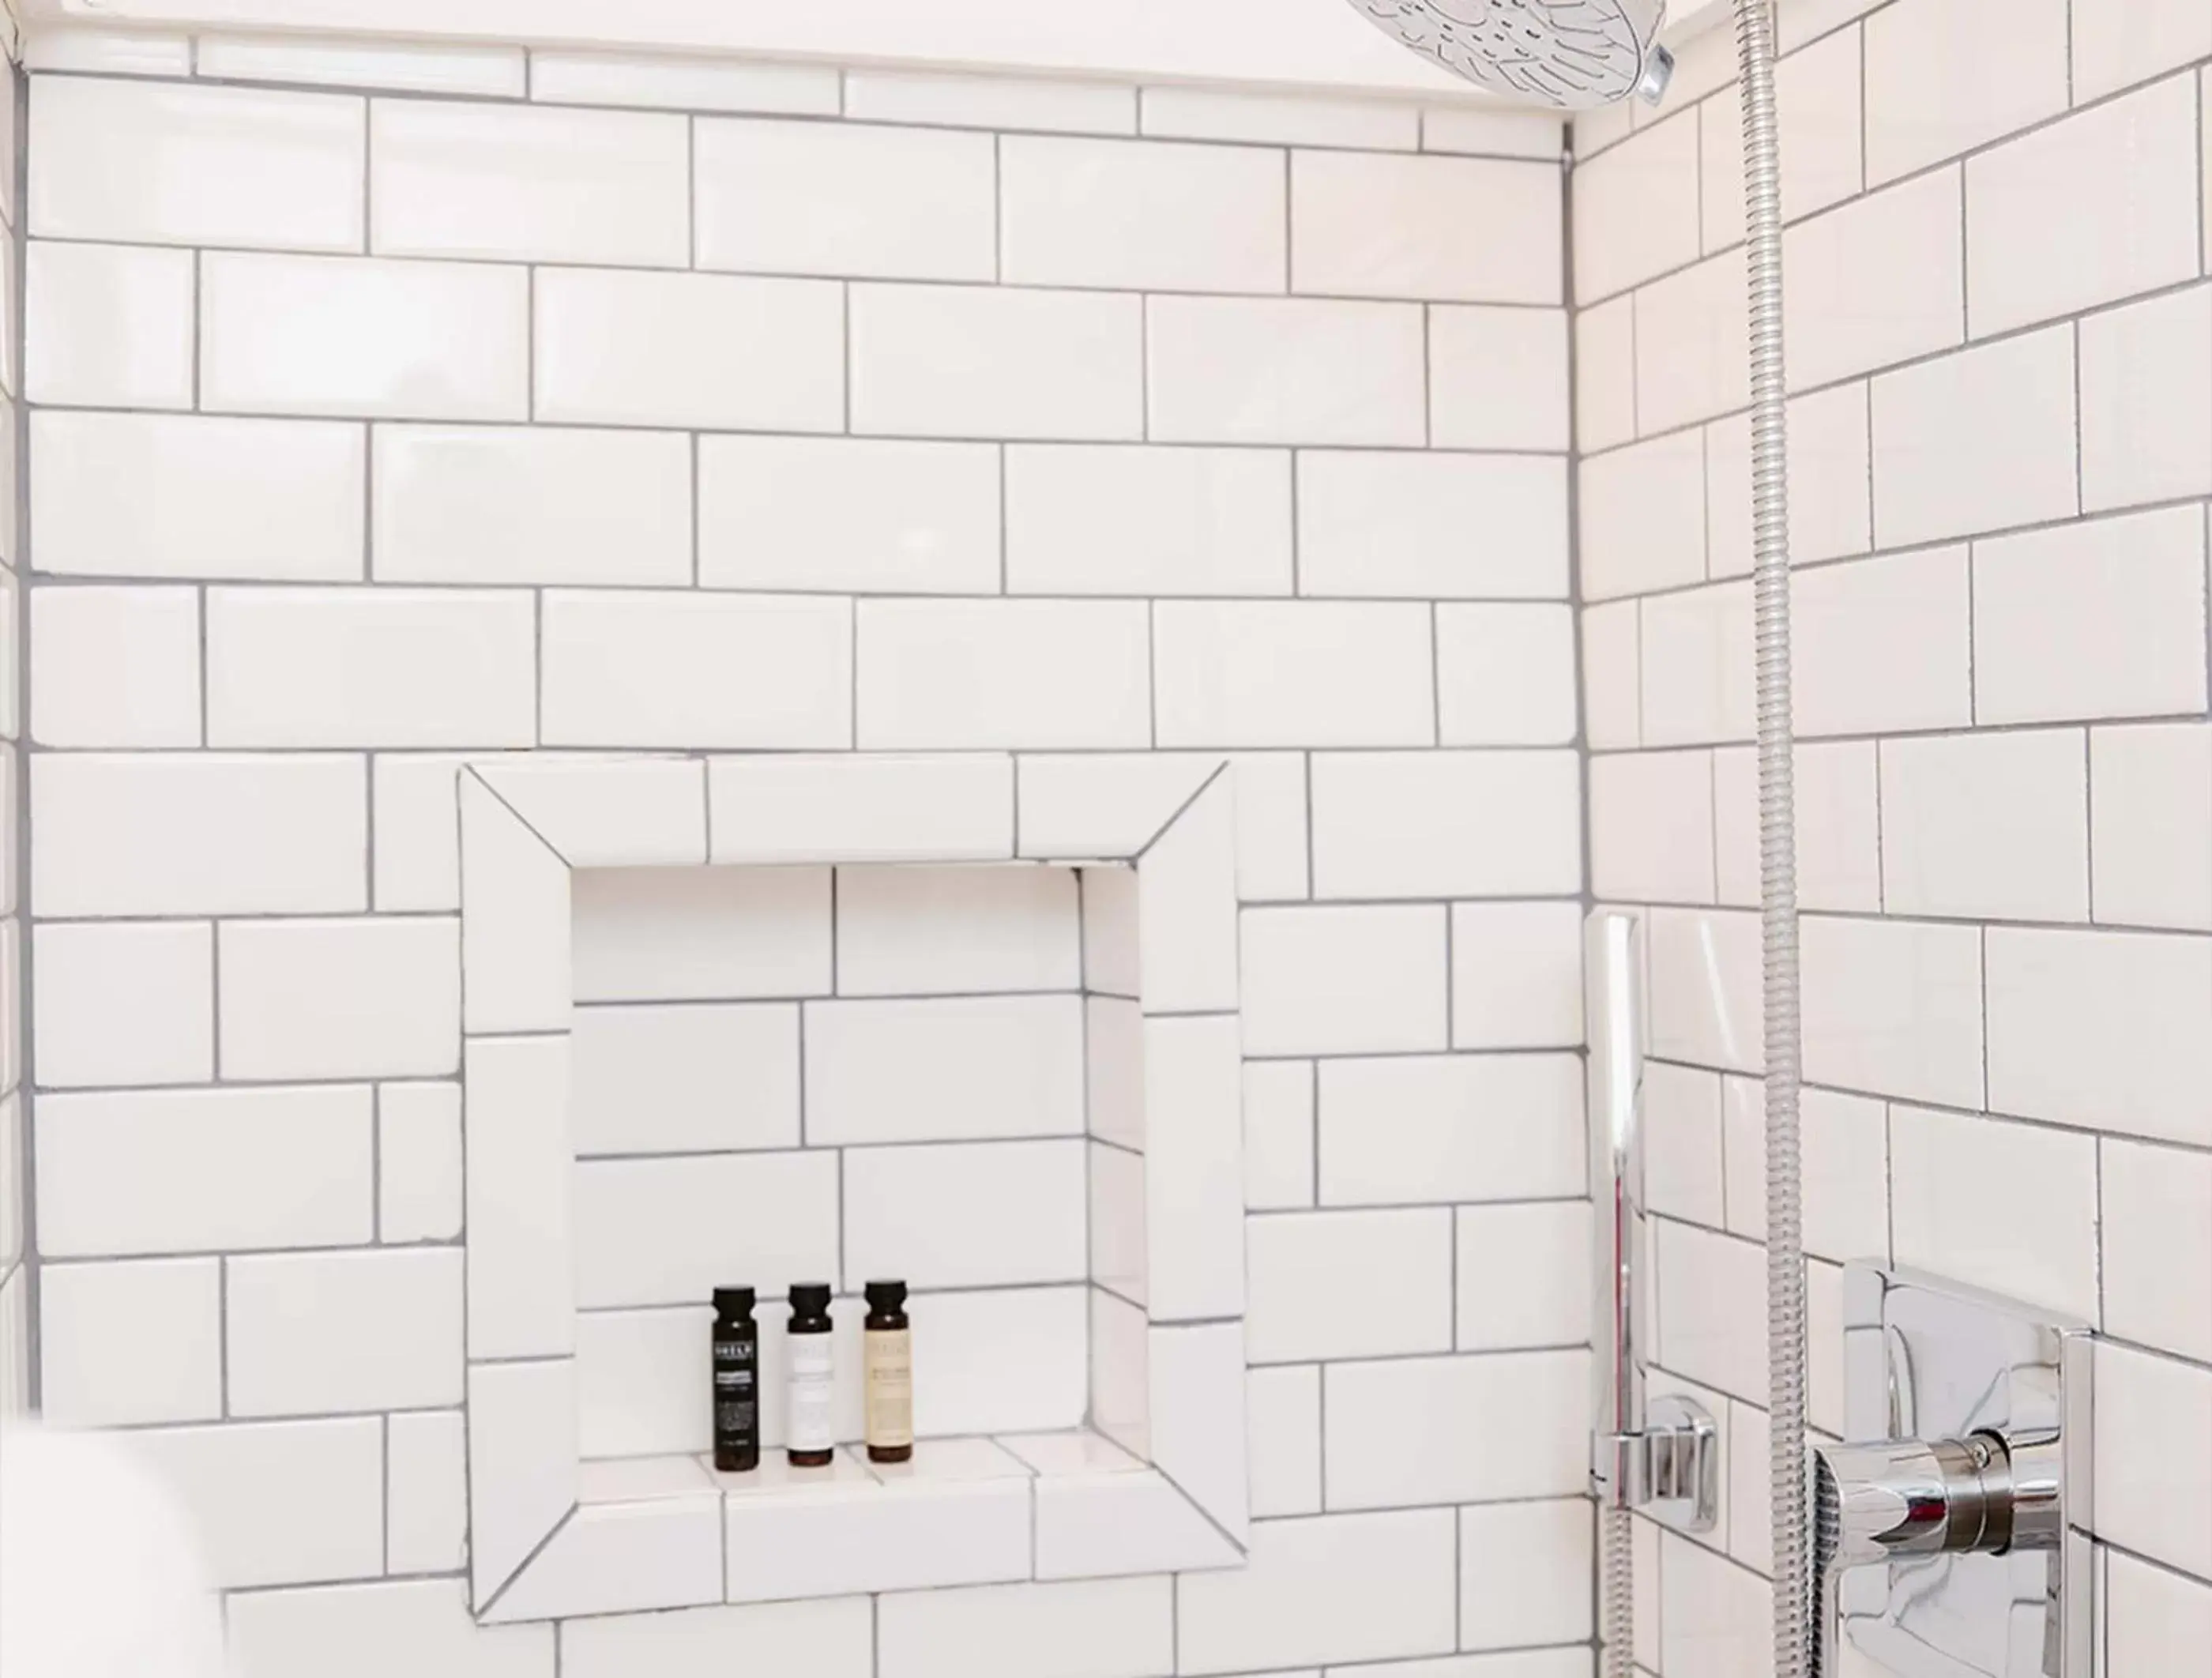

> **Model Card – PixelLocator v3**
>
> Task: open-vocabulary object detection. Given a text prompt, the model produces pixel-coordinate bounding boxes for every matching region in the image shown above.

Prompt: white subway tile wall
[1578,6,2212,1666]
[19,43,1581,1675]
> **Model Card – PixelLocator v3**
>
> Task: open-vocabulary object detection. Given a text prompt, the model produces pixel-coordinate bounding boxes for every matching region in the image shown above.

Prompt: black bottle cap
[713,1286,755,1317]
[865,1279,908,1311]
[788,1282,833,1315]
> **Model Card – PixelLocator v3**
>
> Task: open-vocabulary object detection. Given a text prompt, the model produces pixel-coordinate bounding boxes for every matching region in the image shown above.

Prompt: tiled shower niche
[457,754,1248,1621]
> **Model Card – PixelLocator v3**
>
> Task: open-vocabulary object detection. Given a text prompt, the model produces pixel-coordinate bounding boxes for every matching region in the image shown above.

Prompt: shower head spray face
[1346,0,1668,108]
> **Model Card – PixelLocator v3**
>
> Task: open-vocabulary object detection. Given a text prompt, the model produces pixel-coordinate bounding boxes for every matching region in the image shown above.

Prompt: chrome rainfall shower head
[1346,0,1672,109]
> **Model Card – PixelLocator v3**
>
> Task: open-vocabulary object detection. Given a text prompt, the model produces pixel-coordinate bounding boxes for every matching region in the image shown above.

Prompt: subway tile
[535,267,845,431]
[723,1462,1031,1601]
[228,1247,463,1416]
[1635,246,1748,435]
[1647,905,1762,1074]
[1317,1052,1582,1207]
[32,920,213,1089]
[701,437,1000,596]
[1590,750,1716,906]
[878,1577,1172,1678]
[1140,87,1419,150]
[1789,547,1971,736]
[1657,1221,1767,1403]
[32,753,366,917]
[1292,151,1560,304]
[1247,1208,1452,1363]
[1704,382,1874,576]
[1986,924,2212,1146]
[1578,429,1706,601]
[1247,1364,1322,1515]
[1782,167,1964,391]
[1424,305,1571,452]
[218,917,459,1081]
[1451,899,1585,1048]
[845,1140,1085,1290]
[1006,446,1292,596]
[1778,24,1865,221]
[198,33,526,96]
[1966,73,2200,337]
[1639,580,1753,748]
[31,585,200,748]
[207,588,535,748]
[710,754,1012,866]
[846,70,1136,134]
[468,1356,577,1594]
[1243,1060,1316,1211]
[1002,136,1285,292]
[1436,604,1578,745]
[1726,1086,1891,1267]
[530,52,841,115]
[696,119,993,281]
[1863,0,2071,185]
[1241,905,1447,1056]
[461,1037,572,1360]
[1714,740,1883,914]
[577,1151,840,1308]
[2102,1136,2212,1362]
[480,756,707,872]
[374,426,691,586]
[1311,750,1580,897]
[379,1082,462,1243]
[1571,109,1700,303]
[2093,723,2212,930]
[1581,600,1641,751]
[26,240,194,408]
[1457,1202,1589,1349]
[2107,1549,2212,1676]
[1574,295,1636,455]
[1659,1529,1771,1678]
[1297,453,1568,600]
[804,995,1086,1143]
[1891,1105,2098,1321]
[2078,281,2212,514]
[27,28,191,75]
[576,1306,712,1458]
[29,77,364,250]
[908,1290,1088,1436]
[1872,327,2079,547]
[120,1418,384,1589]
[573,1003,799,1156]
[200,252,528,421]
[852,284,1143,440]
[564,1604,865,1678]
[36,1084,372,1258]
[1146,296,1425,446]
[1879,730,2089,922]
[1421,105,1563,160]
[40,1258,223,1427]
[1153,600,1434,748]
[1802,914,1984,1108]
[2073,0,2212,103]
[837,863,1078,995]
[1325,1350,1585,1509]
[856,600,1149,750]
[1458,1505,1594,1655]
[543,589,852,749]
[32,410,364,581]
[2094,1341,2212,1576]
[232,1581,547,1678]
[1644,1061,1725,1228]
[1973,506,2210,725]
[570,864,830,1003]
[372,100,687,265]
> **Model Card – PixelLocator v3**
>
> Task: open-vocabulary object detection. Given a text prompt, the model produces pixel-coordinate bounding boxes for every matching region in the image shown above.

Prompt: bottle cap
[865,1279,908,1311]
[713,1286,755,1316]
[788,1282,833,1315]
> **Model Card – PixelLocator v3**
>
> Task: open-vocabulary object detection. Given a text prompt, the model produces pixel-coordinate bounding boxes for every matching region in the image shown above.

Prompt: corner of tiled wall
[0,28,27,1424]
[1574,0,2212,1669]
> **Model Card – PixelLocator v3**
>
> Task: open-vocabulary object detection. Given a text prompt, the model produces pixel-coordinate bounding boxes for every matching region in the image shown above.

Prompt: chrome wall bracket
[1821,1264,2094,1678]
[1585,911,1719,1535]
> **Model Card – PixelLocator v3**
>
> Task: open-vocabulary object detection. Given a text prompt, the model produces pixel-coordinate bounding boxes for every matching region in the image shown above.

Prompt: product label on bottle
[788,1334,835,1452]
[865,1328,913,1450]
[713,1336,757,1444]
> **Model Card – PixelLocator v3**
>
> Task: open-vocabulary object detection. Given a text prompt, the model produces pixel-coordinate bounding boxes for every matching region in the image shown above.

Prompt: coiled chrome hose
[1730,0,1812,1675]
[1600,1503,1631,1678]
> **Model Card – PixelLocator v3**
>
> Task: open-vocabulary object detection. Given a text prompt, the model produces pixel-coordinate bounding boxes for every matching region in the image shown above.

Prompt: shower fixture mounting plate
[1838,1264,2093,1678]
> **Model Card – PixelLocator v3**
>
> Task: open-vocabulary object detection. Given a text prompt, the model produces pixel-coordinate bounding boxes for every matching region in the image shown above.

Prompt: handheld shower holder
[1593,1393,1720,1529]
[1814,1265,2093,1678]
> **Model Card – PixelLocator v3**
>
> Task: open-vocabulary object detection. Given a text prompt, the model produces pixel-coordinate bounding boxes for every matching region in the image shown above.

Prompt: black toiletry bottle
[786,1282,836,1468]
[863,1279,912,1465]
[711,1286,759,1473]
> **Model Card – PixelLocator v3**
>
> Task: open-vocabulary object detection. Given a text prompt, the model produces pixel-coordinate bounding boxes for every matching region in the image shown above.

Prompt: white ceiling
[26,0,1732,100]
